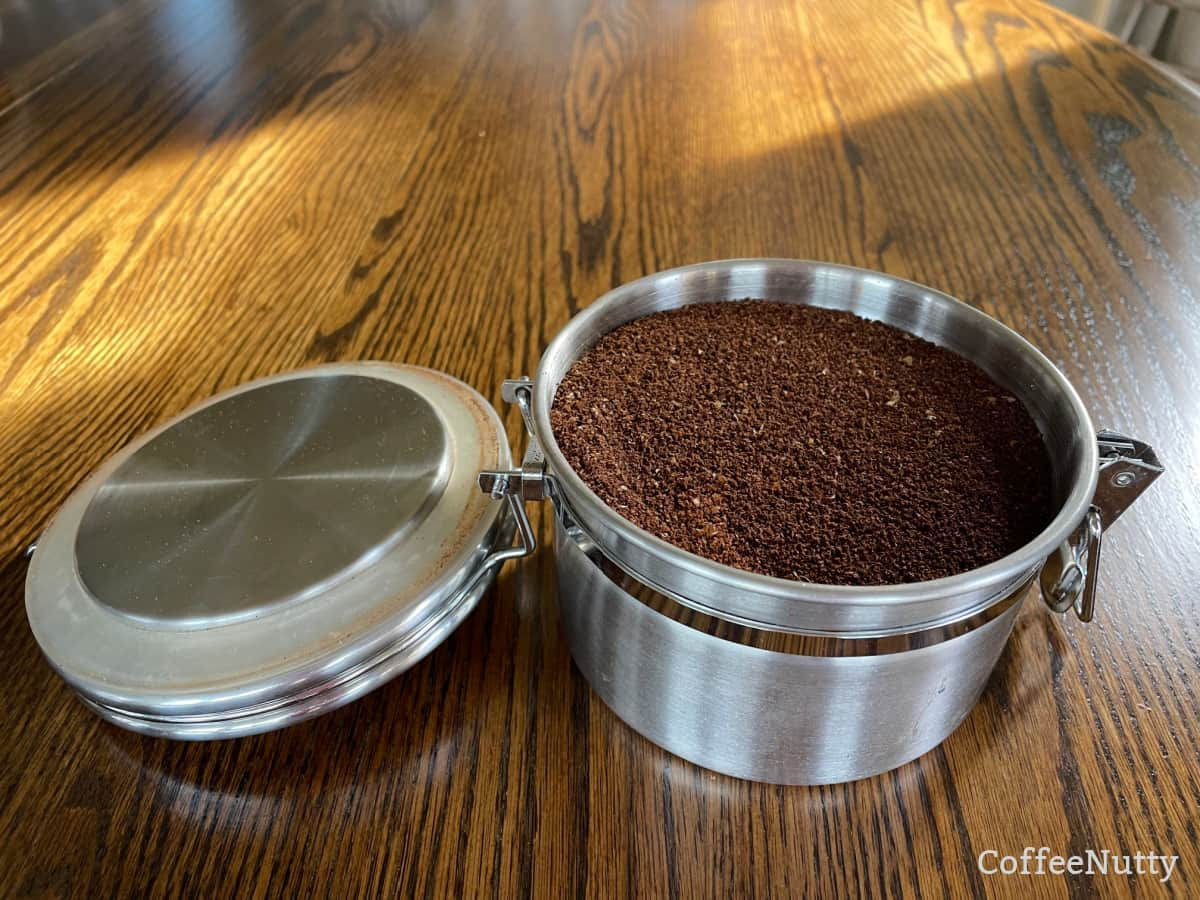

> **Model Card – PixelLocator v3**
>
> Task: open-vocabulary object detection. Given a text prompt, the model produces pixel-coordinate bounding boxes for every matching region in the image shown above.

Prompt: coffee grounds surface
[550,301,1056,585]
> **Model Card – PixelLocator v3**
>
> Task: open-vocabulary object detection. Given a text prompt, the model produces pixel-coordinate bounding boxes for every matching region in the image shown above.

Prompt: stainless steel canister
[24,259,1162,776]
[480,259,1163,785]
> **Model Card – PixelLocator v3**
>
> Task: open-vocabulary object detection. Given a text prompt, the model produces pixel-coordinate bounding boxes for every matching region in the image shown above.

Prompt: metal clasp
[467,378,548,590]
[502,377,537,437]
[1040,430,1163,622]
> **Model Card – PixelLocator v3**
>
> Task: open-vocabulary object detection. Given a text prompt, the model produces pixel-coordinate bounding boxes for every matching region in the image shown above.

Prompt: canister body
[508,259,1149,783]
[554,515,1028,785]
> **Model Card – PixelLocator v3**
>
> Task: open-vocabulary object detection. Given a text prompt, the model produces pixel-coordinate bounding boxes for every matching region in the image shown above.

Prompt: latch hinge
[1040,430,1163,622]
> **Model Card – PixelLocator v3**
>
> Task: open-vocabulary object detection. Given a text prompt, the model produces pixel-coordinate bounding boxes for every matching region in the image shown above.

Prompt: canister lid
[25,363,511,738]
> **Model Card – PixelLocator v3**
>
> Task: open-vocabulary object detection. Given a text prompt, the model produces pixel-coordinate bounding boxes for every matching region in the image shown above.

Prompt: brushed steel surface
[76,374,449,627]
[531,259,1099,636]
[554,514,1024,784]
[27,363,511,738]
[570,518,1026,656]
[71,547,508,740]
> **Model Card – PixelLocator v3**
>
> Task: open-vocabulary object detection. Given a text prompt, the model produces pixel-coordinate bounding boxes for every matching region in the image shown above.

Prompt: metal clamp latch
[468,378,548,590]
[1040,430,1163,622]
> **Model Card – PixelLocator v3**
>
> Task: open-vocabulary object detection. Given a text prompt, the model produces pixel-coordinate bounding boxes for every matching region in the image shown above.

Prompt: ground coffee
[550,301,1055,585]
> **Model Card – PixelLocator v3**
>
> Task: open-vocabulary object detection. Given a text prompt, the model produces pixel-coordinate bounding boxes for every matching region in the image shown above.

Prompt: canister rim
[533,258,1098,633]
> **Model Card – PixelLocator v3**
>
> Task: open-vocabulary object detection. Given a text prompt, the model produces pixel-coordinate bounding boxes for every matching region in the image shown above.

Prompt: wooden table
[2,0,1198,896]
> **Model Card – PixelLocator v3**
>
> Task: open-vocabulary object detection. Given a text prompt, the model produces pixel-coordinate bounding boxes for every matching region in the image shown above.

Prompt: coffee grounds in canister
[549,301,1056,585]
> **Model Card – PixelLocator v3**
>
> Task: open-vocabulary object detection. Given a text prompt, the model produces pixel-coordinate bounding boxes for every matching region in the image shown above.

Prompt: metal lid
[25,363,511,738]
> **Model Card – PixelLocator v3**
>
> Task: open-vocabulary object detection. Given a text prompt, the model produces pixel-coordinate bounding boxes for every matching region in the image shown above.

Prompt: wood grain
[2,0,1198,896]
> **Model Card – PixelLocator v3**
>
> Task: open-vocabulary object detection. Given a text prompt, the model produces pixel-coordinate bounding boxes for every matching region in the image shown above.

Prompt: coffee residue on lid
[549,301,1055,586]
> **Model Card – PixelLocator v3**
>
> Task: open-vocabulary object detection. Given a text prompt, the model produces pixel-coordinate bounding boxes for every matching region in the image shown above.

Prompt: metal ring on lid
[25,363,514,739]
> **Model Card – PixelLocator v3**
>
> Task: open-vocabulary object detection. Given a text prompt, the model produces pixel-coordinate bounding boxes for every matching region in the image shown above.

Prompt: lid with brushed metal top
[25,362,518,739]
